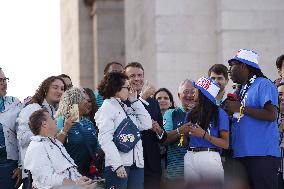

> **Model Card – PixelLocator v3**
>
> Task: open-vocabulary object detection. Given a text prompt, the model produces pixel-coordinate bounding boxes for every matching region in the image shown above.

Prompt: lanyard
[239,75,257,105]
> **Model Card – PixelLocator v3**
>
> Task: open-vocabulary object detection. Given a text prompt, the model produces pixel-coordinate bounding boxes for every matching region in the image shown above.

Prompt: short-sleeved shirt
[188,108,229,149]
[163,107,188,180]
[57,116,100,177]
[232,77,280,157]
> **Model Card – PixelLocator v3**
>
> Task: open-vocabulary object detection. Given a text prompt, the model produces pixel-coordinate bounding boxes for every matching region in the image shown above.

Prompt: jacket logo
[119,134,135,142]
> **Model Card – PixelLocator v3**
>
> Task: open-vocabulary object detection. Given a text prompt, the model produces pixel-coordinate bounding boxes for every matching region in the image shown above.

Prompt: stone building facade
[61,0,284,101]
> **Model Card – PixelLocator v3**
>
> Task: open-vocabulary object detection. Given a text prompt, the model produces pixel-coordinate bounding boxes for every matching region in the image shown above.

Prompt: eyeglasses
[0,77,9,83]
[122,86,131,91]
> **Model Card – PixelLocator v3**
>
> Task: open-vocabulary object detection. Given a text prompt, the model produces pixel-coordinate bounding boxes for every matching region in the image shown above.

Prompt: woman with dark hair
[95,72,152,189]
[154,88,175,116]
[182,77,229,184]
[153,88,174,185]
[17,76,66,188]
[83,88,98,130]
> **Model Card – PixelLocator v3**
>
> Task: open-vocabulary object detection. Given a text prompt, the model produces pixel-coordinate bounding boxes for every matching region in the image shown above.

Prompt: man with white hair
[161,79,195,182]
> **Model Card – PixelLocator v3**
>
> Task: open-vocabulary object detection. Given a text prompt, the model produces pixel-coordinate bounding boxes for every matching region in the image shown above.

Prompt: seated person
[24,109,97,189]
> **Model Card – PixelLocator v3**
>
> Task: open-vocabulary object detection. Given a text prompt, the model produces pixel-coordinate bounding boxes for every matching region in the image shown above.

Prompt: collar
[31,135,57,142]
[139,97,149,106]
[42,99,57,118]
[179,106,187,112]
[216,91,228,106]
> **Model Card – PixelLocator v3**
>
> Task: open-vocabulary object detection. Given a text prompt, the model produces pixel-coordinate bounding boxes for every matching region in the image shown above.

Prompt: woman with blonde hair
[56,87,103,179]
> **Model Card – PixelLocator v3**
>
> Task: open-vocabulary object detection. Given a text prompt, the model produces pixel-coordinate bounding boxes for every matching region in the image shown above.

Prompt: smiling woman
[0,0,61,101]
[17,76,66,189]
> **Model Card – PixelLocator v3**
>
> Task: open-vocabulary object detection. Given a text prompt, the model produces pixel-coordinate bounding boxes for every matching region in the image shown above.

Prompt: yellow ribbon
[178,134,184,147]
[237,105,245,122]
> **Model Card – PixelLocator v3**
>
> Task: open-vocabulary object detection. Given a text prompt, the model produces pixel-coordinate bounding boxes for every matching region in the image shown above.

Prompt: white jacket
[0,96,22,161]
[17,100,57,177]
[95,97,152,171]
[24,136,81,189]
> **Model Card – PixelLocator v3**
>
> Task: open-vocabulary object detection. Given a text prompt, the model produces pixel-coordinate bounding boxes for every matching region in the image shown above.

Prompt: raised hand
[140,80,156,100]
[128,87,138,103]
[152,120,164,135]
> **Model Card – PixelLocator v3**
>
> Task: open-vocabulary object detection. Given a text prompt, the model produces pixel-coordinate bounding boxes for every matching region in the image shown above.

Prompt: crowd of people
[0,48,284,189]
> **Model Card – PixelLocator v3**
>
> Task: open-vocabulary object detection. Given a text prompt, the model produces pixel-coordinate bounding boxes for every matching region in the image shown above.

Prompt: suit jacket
[140,97,167,177]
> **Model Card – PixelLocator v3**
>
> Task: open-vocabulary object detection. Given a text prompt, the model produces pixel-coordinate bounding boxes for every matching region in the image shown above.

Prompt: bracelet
[237,105,245,123]
[240,106,245,114]
[60,129,67,136]
[202,131,207,139]
[176,128,180,135]
[178,134,184,147]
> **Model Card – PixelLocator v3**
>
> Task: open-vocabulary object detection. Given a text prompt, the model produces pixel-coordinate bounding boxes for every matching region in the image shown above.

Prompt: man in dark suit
[125,62,167,189]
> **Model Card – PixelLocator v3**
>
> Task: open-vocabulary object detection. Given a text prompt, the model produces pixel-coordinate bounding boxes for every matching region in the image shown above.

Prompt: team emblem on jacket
[119,133,138,142]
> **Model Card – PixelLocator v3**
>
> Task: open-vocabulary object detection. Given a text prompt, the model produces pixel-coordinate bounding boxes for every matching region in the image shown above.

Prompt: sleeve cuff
[139,97,149,106]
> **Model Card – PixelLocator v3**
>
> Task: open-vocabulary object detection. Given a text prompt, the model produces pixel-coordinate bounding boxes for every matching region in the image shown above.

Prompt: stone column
[92,0,125,87]
[61,0,95,89]
[125,0,218,102]
[124,0,157,83]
